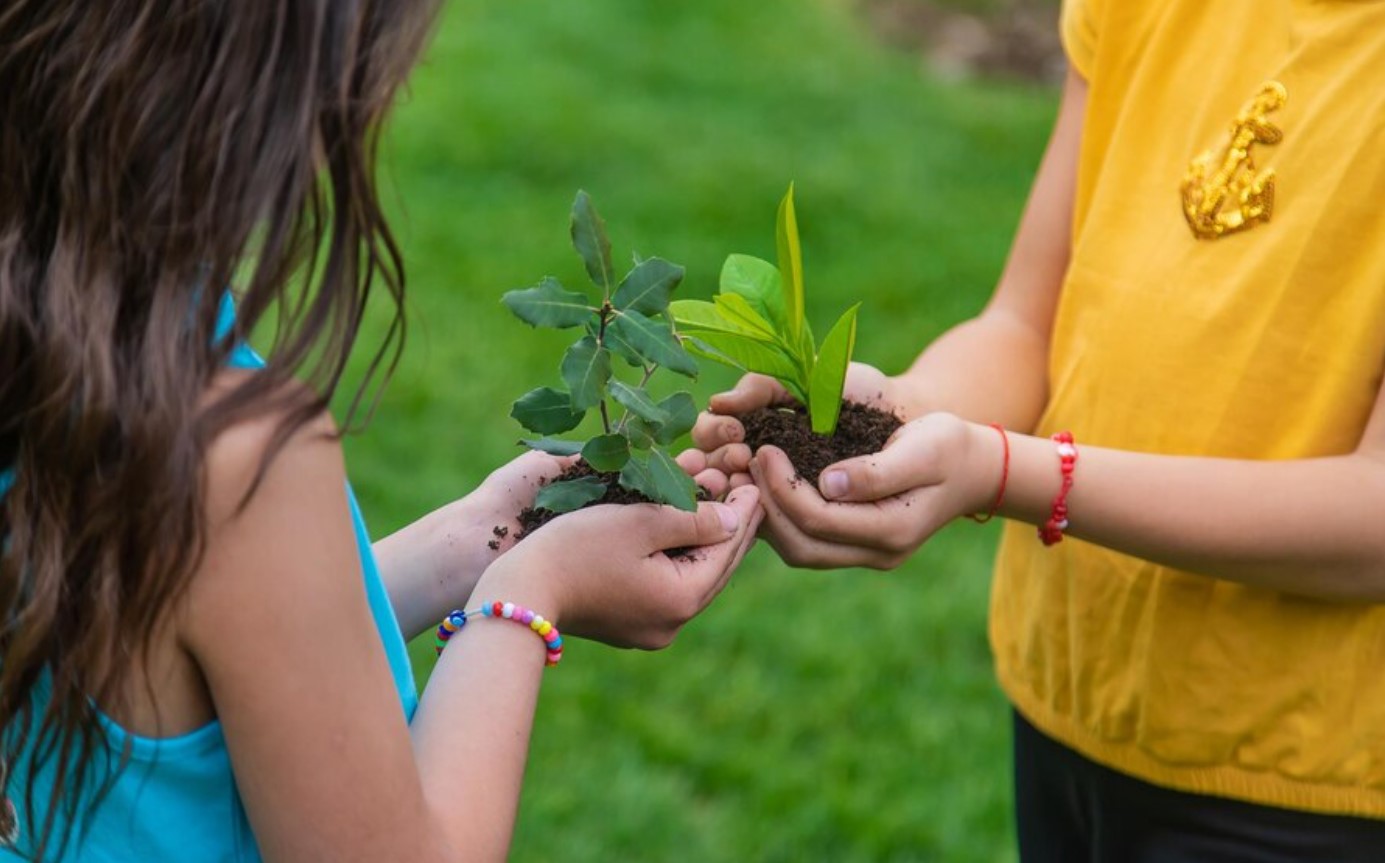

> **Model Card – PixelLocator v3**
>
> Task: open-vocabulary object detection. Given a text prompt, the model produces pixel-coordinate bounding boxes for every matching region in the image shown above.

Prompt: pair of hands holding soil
[689,366,998,571]
[464,363,1000,655]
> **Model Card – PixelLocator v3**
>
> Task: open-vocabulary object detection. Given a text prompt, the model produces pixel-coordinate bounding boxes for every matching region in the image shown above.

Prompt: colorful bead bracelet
[434,602,564,666]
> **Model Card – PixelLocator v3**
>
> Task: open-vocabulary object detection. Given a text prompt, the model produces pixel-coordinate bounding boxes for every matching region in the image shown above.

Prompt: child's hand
[748,413,999,570]
[473,485,763,650]
[690,363,899,487]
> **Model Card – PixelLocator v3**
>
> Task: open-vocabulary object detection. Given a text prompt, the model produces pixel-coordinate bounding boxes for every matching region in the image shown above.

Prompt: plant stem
[596,302,613,435]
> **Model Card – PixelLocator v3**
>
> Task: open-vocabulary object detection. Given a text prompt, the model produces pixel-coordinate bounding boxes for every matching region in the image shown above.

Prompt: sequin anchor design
[1181,82,1287,240]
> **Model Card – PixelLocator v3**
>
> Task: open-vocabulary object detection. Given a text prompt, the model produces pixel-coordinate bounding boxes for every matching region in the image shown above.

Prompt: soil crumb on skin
[740,401,903,489]
[486,525,509,551]
[509,461,708,561]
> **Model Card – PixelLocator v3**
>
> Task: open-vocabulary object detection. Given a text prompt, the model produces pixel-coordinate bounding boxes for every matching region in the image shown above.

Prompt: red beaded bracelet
[1038,431,1078,546]
[434,601,564,666]
[967,423,1010,524]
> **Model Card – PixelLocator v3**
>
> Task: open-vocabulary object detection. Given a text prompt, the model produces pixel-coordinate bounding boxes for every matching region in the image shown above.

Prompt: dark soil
[511,460,710,560]
[739,401,903,488]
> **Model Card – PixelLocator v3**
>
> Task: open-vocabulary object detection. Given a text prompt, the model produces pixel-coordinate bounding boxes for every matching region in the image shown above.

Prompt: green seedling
[503,191,701,513]
[670,184,858,435]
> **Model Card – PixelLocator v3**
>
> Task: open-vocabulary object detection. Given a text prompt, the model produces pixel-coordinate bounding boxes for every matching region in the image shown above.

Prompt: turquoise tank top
[0,298,418,861]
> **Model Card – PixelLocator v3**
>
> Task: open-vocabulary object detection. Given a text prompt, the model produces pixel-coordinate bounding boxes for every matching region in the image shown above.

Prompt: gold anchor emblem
[1181,81,1287,240]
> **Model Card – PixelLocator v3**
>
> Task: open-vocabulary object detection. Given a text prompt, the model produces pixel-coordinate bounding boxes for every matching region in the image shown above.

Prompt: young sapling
[671,184,901,485]
[503,191,703,522]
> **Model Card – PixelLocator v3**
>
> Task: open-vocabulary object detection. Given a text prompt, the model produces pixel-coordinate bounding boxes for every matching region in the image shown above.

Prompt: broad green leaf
[520,437,583,456]
[619,450,698,512]
[609,380,669,424]
[714,294,779,341]
[535,476,609,514]
[808,304,859,435]
[582,434,631,472]
[654,393,698,445]
[625,417,658,450]
[775,184,806,342]
[609,310,699,377]
[682,333,806,401]
[511,386,585,435]
[612,258,684,315]
[589,318,642,367]
[502,278,593,329]
[720,254,786,329]
[559,336,611,411]
[669,300,774,340]
[571,191,614,292]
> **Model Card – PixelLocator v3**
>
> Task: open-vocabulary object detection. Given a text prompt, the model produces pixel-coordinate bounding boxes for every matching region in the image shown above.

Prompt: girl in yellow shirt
[697,0,1385,858]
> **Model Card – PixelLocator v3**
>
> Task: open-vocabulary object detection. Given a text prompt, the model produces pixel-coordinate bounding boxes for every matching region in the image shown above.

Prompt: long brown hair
[0,1,436,857]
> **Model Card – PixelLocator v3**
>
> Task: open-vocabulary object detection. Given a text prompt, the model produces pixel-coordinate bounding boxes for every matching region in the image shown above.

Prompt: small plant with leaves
[669,184,858,435]
[503,191,702,515]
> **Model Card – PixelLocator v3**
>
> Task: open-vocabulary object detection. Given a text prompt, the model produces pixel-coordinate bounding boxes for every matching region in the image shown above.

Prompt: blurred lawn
[341,0,1056,859]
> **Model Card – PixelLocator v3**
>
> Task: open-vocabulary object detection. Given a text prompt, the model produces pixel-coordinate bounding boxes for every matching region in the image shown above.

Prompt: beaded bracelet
[1038,431,1078,546]
[967,423,1010,524]
[434,601,564,666]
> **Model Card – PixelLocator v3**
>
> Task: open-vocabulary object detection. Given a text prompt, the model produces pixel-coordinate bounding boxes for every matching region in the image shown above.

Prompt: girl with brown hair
[0,2,761,860]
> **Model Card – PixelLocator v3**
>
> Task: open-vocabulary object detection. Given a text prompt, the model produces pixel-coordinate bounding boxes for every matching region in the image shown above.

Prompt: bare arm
[888,68,1084,427]
[776,379,1385,600]
[181,414,762,862]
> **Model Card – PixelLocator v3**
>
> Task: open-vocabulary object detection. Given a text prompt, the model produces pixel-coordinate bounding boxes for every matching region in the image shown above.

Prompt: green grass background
[342,0,1056,859]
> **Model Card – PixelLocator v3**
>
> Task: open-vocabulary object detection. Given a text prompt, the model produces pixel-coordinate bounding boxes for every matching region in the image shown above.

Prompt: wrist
[472,560,565,629]
[963,422,1010,522]
[995,431,1075,526]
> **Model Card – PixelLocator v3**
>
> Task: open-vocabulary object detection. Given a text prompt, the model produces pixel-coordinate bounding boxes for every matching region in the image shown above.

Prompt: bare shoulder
[182,372,359,644]
[200,371,344,525]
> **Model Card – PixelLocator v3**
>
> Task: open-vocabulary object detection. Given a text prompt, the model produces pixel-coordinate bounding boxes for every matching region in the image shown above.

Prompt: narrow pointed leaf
[682,333,804,398]
[535,476,609,514]
[520,437,584,456]
[808,304,859,435]
[572,191,614,292]
[714,293,779,340]
[612,258,684,315]
[798,317,817,370]
[669,300,773,340]
[775,184,806,342]
[653,393,698,445]
[511,387,585,434]
[502,278,593,329]
[619,450,698,512]
[609,310,699,377]
[609,380,669,424]
[720,254,786,329]
[560,336,611,411]
[581,434,630,472]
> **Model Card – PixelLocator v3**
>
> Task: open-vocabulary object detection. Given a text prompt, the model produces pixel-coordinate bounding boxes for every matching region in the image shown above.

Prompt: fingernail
[714,503,740,533]
[821,470,849,499]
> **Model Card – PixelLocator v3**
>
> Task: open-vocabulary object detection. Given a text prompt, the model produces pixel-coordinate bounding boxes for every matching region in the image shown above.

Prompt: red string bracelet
[1039,431,1078,546]
[968,423,1009,524]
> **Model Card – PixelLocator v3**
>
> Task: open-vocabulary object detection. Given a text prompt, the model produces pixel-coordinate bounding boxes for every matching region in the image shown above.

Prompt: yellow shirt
[991,0,1385,816]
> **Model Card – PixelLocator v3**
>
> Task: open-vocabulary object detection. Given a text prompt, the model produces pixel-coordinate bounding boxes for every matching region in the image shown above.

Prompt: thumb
[707,374,790,416]
[639,500,743,551]
[817,427,939,502]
